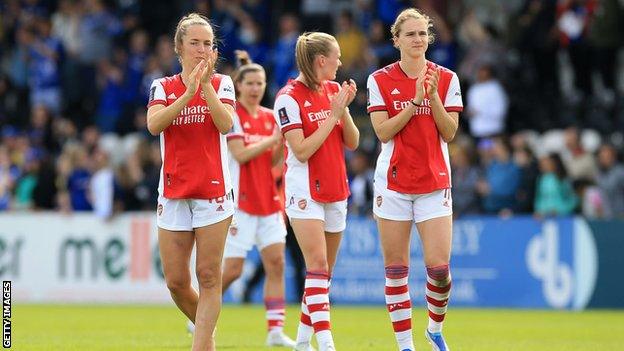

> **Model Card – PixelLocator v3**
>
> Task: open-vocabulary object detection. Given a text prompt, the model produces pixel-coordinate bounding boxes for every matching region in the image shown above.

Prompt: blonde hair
[295,32,337,91]
[173,13,213,62]
[390,8,434,44]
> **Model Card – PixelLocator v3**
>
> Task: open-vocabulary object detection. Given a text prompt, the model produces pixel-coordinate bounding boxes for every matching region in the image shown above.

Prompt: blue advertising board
[227,216,603,309]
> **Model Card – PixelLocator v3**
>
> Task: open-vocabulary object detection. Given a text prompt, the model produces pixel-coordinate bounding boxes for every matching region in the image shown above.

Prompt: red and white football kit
[225,103,286,258]
[367,61,463,222]
[148,73,236,230]
[273,80,349,232]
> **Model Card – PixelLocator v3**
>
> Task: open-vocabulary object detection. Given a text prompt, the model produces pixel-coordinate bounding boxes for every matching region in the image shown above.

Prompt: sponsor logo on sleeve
[149,86,156,102]
[278,107,290,125]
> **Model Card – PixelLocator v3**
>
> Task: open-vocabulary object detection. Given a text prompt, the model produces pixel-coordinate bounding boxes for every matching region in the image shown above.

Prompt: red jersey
[227,103,281,215]
[367,61,463,194]
[147,73,236,199]
[274,80,350,203]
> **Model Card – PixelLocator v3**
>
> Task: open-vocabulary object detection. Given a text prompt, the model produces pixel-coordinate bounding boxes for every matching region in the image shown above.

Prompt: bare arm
[147,60,205,135]
[370,103,419,143]
[201,84,234,134]
[201,51,233,134]
[283,86,352,162]
[427,69,459,142]
[341,108,360,150]
[271,141,284,166]
[227,131,281,164]
[284,115,340,163]
[339,80,360,150]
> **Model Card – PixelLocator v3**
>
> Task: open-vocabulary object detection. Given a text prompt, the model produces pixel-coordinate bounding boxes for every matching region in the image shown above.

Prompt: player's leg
[256,213,295,347]
[191,215,231,351]
[222,211,256,292]
[158,227,197,322]
[156,197,198,323]
[221,257,244,292]
[191,196,234,351]
[260,242,296,347]
[290,217,333,351]
[374,187,416,351]
[414,189,453,351]
[378,218,414,351]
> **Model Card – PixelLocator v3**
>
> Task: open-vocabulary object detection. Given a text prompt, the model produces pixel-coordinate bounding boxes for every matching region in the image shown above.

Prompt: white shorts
[285,195,348,233]
[373,184,452,223]
[156,192,234,231]
[223,210,287,258]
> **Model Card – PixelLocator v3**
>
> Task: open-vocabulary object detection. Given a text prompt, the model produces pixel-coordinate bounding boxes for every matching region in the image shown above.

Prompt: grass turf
[13,304,624,350]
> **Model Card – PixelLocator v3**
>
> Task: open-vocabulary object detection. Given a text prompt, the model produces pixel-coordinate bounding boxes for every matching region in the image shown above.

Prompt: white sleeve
[444,73,463,111]
[274,94,302,133]
[217,75,236,107]
[147,79,166,107]
[227,112,244,141]
[366,75,386,113]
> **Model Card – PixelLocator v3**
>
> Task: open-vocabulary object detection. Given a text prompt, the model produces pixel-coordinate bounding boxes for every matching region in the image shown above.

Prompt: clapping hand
[185,59,206,97]
[342,79,357,106]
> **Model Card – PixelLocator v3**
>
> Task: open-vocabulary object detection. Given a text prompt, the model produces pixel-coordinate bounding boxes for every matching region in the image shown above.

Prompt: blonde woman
[273,32,359,351]
[367,8,463,351]
[146,13,235,351]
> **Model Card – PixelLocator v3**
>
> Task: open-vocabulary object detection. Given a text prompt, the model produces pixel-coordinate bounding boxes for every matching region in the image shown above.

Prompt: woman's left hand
[342,79,357,106]
[200,49,218,86]
[426,68,440,99]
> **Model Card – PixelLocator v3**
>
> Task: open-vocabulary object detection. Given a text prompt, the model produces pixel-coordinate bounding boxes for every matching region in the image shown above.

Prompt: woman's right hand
[184,59,206,98]
[413,65,427,104]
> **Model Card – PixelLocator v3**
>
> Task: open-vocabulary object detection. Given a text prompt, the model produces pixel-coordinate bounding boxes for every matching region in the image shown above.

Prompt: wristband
[410,99,421,106]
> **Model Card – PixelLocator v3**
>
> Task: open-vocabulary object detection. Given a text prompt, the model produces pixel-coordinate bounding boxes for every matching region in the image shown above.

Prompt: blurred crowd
[0,0,623,219]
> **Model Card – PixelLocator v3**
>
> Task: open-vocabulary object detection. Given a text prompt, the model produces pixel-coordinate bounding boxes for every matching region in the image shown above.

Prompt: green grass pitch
[13,304,624,350]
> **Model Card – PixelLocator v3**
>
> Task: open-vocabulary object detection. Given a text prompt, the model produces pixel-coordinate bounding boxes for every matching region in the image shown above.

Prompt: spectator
[596,144,624,218]
[466,64,508,138]
[64,144,92,211]
[477,137,522,215]
[560,126,596,181]
[269,14,299,96]
[28,16,63,114]
[514,145,539,213]
[451,145,481,217]
[348,151,374,216]
[534,153,578,216]
[335,10,366,71]
[0,145,20,211]
[89,147,114,219]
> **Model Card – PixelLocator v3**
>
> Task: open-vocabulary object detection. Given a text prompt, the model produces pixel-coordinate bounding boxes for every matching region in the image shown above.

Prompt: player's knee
[426,264,450,281]
[306,257,328,272]
[264,254,285,277]
[223,262,243,281]
[165,275,192,295]
[196,264,221,290]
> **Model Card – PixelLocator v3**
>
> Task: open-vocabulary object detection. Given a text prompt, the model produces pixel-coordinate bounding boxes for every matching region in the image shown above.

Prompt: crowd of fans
[0,0,623,219]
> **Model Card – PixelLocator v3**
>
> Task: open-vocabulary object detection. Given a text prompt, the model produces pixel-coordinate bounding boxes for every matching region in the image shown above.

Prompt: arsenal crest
[376,196,383,207]
[157,204,163,216]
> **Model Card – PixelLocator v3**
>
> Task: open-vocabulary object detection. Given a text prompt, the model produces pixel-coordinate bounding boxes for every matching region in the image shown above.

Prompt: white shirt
[91,168,114,219]
[467,79,508,138]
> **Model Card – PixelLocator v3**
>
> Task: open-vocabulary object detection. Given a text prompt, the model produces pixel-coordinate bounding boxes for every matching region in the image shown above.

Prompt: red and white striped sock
[304,270,334,347]
[296,291,314,344]
[426,264,451,333]
[265,297,285,332]
[385,265,413,350]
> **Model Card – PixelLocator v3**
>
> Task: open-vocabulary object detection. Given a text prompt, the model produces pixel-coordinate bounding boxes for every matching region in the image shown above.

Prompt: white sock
[315,329,334,347]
